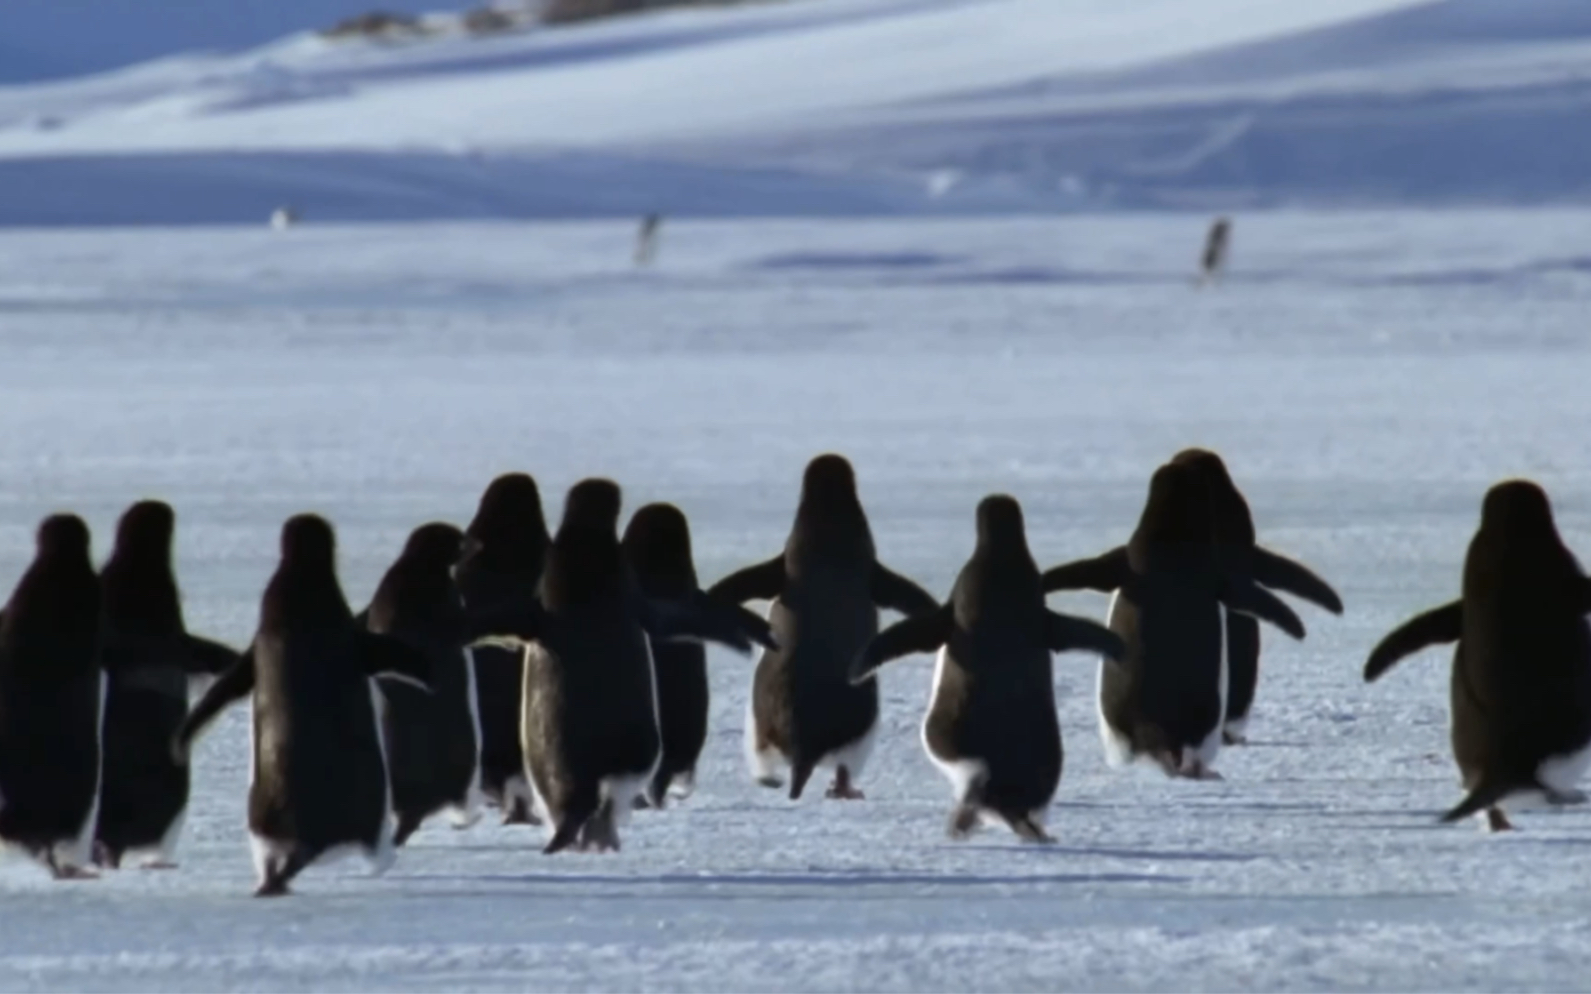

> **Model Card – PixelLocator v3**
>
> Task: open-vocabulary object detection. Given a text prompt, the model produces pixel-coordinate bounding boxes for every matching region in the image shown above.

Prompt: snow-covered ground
[4,0,1591,222]
[0,210,1589,990]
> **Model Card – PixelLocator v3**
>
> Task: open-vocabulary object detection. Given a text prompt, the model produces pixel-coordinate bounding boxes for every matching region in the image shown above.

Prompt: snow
[0,209,1589,990]
[4,0,1591,222]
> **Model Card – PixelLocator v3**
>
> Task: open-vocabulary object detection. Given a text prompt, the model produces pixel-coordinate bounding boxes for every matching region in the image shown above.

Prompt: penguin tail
[1441,777,1534,824]
[788,759,817,801]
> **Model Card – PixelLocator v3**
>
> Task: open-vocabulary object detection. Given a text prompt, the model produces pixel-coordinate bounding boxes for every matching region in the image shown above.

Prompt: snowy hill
[2,0,1590,224]
[0,0,447,82]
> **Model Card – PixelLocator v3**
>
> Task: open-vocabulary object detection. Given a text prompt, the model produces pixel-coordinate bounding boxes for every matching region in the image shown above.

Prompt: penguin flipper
[1364,601,1462,682]
[358,632,433,690]
[641,590,777,655]
[174,649,255,763]
[871,564,940,617]
[1041,547,1130,594]
[1045,610,1127,661]
[1219,577,1306,641]
[706,555,786,605]
[1251,547,1344,614]
[851,606,953,684]
[181,634,244,675]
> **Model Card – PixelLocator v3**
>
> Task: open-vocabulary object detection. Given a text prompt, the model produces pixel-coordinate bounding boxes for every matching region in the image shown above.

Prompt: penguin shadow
[951,843,1253,866]
[398,869,1182,894]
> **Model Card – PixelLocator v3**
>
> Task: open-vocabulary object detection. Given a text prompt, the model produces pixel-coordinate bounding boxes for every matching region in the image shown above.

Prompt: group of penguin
[1,448,1588,897]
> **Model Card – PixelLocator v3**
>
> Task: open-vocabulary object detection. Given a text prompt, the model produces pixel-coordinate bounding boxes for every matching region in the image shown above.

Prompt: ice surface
[0,210,1590,990]
[4,0,1591,221]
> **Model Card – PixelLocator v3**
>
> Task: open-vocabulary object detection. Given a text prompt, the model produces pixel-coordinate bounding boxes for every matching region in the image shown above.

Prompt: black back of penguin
[747,456,881,797]
[366,522,475,845]
[930,497,1063,813]
[1111,463,1232,760]
[1458,483,1591,786]
[95,501,237,867]
[249,515,389,853]
[622,503,707,804]
[711,453,937,800]
[522,478,661,850]
[1170,448,1342,744]
[455,472,550,821]
[0,515,103,869]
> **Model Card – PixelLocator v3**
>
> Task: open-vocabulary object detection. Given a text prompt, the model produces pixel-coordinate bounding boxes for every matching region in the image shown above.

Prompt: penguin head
[1138,462,1215,544]
[467,473,548,547]
[1480,479,1557,539]
[560,478,623,536]
[975,494,1026,549]
[403,521,470,567]
[113,500,176,562]
[1171,448,1234,492]
[621,502,697,592]
[37,514,91,562]
[622,503,692,567]
[801,453,858,504]
[280,514,336,568]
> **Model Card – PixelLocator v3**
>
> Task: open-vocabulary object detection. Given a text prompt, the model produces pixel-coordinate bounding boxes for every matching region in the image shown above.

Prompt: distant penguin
[93,500,242,871]
[1199,217,1231,285]
[622,503,709,806]
[362,522,481,846]
[1041,462,1306,780]
[455,473,550,826]
[710,454,939,800]
[851,496,1126,841]
[1365,480,1591,831]
[635,213,663,266]
[476,479,775,853]
[1170,449,1343,744]
[0,515,104,879]
[175,514,433,896]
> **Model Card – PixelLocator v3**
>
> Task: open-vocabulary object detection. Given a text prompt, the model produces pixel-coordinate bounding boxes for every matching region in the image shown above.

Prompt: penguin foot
[1485,808,1515,833]
[825,767,865,801]
[91,842,121,870]
[755,775,783,790]
[502,800,541,826]
[254,878,292,898]
[946,805,980,840]
[1008,815,1054,845]
[1222,730,1248,746]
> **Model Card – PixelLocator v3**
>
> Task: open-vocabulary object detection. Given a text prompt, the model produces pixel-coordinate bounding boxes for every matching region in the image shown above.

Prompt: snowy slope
[2,0,1591,221]
[0,0,447,82]
[2,210,1591,990]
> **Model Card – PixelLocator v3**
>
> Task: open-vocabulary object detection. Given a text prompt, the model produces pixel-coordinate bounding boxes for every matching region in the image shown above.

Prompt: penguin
[0,515,103,879]
[1041,462,1307,780]
[850,495,1126,842]
[621,503,709,806]
[93,500,243,871]
[1364,479,1591,831]
[1170,448,1343,745]
[361,522,481,846]
[1199,217,1231,285]
[709,453,939,801]
[475,478,776,854]
[174,514,433,896]
[455,473,550,826]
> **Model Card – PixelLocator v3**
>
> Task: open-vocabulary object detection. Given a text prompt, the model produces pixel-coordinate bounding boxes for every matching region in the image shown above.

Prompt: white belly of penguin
[1096,589,1134,767]
[922,646,987,802]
